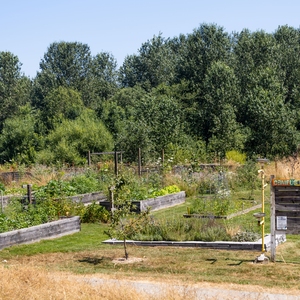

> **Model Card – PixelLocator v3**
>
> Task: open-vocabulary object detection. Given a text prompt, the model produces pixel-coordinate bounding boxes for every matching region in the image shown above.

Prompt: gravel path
[79,277,300,299]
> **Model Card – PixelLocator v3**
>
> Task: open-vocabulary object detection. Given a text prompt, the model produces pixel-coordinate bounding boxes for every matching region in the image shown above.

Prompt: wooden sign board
[270,176,300,261]
[271,178,300,234]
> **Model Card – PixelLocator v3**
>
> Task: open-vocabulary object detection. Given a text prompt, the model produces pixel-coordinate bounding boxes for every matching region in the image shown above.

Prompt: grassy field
[1,196,300,297]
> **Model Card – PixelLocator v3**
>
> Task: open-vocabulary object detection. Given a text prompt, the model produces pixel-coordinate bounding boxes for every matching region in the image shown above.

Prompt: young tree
[106,180,150,260]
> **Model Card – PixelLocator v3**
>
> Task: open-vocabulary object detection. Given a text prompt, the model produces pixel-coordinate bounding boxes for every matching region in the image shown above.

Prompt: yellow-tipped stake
[254,158,269,263]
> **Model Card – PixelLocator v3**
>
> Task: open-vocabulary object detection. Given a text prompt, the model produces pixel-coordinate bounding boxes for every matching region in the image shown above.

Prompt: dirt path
[75,275,300,299]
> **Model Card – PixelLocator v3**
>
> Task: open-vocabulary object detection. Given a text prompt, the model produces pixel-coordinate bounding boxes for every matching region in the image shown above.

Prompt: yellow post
[257,158,268,253]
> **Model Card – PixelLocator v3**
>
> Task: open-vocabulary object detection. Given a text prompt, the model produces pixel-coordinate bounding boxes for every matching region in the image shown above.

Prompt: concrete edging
[103,234,286,251]
[0,216,81,250]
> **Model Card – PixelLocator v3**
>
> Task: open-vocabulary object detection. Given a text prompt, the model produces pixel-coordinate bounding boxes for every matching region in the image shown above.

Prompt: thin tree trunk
[123,237,128,260]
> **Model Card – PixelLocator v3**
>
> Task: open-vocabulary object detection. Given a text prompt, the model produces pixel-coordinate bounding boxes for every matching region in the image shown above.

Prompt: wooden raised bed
[100,191,186,213]
[0,216,80,250]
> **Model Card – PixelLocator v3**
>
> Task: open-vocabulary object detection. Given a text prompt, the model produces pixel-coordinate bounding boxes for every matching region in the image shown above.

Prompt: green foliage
[81,202,110,223]
[116,92,184,162]
[34,180,76,199]
[150,185,180,197]
[0,182,5,191]
[0,195,87,233]
[190,195,231,217]
[37,110,114,166]
[40,86,84,131]
[69,175,100,195]
[232,231,260,242]
[132,217,231,242]
[233,160,260,191]
[119,34,177,88]
[3,23,300,166]
[226,150,246,164]
[0,105,41,164]
[0,52,31,130]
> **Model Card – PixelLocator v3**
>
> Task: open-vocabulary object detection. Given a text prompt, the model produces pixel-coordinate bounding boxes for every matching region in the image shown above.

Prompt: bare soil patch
[112,256,146,264]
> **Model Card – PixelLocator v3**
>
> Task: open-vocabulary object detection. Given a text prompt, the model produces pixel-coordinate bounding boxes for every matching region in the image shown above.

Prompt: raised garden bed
[103,233,286,251]
[0,216,80,250]
[99,191,186,213]
[1,192,107,210]
[68,192,106,205]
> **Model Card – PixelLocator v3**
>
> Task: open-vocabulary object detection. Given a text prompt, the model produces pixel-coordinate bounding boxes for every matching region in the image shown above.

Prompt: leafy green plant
[149,185,180,197]
[69,174,102,194]
[81,202,110,223]
[34,179,76,200]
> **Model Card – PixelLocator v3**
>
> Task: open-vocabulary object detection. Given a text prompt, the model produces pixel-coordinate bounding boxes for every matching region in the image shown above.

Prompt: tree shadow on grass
[205,258,254,266]
[78,256,111,265]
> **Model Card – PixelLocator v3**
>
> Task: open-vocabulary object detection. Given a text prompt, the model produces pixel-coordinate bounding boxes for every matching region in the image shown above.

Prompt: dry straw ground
[1,260,300,300]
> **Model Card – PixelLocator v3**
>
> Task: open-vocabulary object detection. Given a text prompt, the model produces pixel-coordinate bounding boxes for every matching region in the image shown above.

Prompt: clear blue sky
[1,0,300,78]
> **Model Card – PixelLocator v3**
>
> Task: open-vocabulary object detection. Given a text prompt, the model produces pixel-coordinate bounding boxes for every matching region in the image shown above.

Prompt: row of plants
[129,217,261,242]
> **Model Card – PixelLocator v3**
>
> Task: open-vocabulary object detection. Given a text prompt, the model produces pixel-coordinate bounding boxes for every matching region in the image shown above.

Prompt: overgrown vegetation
[0,161,264,244]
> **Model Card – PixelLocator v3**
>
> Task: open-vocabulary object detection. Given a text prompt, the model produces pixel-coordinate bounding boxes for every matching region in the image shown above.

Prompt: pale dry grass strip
[0,264,200,300]
[1,263,300,300]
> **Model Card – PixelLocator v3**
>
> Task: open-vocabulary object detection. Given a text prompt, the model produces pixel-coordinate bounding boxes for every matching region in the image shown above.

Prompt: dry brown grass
[0,264,201,300]
[1,257,300,300]
[0,264,142,300]
[262,157,300,180]
[3,245,300,297]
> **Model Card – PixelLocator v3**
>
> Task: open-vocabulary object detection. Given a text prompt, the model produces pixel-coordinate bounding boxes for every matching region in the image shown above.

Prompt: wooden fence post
[270,175,276,262]
[27,184,32,204]
[138,148,142,177]
[88,151,91,167]
[114,150,118,176]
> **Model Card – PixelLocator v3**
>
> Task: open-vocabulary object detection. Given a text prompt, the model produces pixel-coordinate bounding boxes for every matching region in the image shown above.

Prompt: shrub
[69,174,102,194]
[226,150,246,164]
[81,202,110,223]
[232,231,260,242]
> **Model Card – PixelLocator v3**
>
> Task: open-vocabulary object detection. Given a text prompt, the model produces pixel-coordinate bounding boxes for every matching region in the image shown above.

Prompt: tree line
[1,23,300,166]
